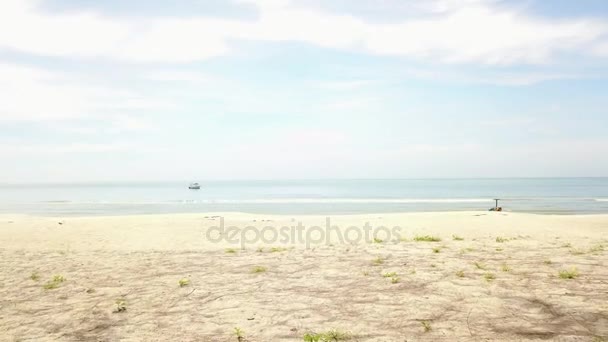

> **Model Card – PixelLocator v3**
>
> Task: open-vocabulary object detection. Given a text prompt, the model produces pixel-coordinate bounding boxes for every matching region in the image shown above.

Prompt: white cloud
[0,62,175,126]
[0,0,606,65]
[317,80,377,90]
[402,67,583,86]
[0,63,96,120]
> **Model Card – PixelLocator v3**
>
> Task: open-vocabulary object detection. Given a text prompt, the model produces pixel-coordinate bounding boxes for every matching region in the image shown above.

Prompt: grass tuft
[452,235,464,241]
[570,248,585,255]
[178,278,190,287]
[414,235,441,242]
[459,247,475,254]
[52,275,66,283]
[30,272,40,281]
[559,267,579,279]
[432,247,441,253]
[421,321,432,333]
[484,273,496,282]
[372,256,385,266]
[225,248,238,254]
[456,270,465,278]
[590,244,605,253]
[303,329,352,341]
[43,275,66,290]
[234,327,245,342]
[495,237,508,243]
[114,298,127,313]
[252,266,267,273]
[501,264,512,272]
[382,272,398,278]
[474,262,486,270]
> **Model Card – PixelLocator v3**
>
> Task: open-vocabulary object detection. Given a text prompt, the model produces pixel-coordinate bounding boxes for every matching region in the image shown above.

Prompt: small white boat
[188,182,201,190]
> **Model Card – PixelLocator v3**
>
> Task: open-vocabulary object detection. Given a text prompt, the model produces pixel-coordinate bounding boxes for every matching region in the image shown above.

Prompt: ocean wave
[595,198,608,202]
[40,198,493,205]
[211,198,492,204]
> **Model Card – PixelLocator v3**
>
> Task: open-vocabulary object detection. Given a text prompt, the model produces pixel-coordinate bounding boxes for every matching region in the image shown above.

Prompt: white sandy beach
[0,211,607,341]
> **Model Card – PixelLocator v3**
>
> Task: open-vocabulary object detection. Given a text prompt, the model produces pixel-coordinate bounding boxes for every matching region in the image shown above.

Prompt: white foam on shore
[41,198,493,205]
[212,198,492,204]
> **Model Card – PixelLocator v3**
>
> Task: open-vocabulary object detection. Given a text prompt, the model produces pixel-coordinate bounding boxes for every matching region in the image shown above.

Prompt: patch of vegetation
[430,264,437,268]
[391,276,400,284]
[559,267,579,279]
[421,321,432,333]
[432,247,441,253]
[459,247,475,254]
[86,288,95,294]
[114,298,127,313]
[495,237,509,243]
[43,274,66,290]
[30,272,40,281]
[52,275,66,283]
[456,270,465,278]
[382,272,398,278]
[323,329,351,341]
[399,236,409,242]
[234,327,245,342]
[414,235,441,242]
[225,248,238,254]
[474,262,486,270]
[43,281,59,290]
[561,242,572,248]
[501,264,511,272]
[178,278,190,287]
[362,271,370,276]
[252,266,267,273]
[303,333,322,342]
[372,256,385,265]
[495,248,504,252]
[303,329,351,342]
[270,247,288,252]
[570,248,585,255]
[484,273,496,282]
[452,235,464,241]
[256,247,264,252]
[543,260,552,265]
[373,237,384,243]
[589,244,605,253]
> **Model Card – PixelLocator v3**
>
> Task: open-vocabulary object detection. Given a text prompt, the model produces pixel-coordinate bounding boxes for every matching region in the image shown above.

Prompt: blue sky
[1,0,607,182]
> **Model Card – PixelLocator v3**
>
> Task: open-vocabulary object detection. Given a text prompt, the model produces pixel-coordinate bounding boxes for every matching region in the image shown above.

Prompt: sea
[1,178,607,216]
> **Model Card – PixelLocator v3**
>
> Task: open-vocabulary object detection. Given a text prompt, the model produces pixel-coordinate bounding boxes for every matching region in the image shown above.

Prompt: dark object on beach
[489,198,502,211]
[188,182,201,190]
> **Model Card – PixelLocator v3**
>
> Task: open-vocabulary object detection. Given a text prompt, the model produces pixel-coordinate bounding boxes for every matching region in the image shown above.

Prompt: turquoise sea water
[0,178,607,216]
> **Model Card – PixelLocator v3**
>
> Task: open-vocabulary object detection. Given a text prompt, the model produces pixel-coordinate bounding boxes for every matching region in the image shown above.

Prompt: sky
[1,0,607,182]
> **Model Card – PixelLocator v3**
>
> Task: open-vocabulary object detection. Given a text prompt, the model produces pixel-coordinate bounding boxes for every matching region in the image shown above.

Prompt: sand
[0,211,607,341]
